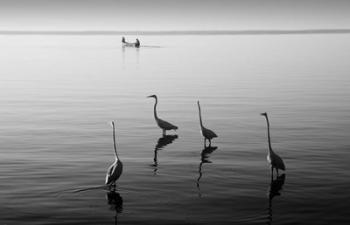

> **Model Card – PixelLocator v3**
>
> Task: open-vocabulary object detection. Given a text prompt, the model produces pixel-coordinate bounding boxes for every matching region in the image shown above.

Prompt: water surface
[0,34,349,224]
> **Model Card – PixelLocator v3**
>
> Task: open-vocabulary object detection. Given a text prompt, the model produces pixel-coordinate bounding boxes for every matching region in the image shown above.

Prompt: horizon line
[1,28,350,36]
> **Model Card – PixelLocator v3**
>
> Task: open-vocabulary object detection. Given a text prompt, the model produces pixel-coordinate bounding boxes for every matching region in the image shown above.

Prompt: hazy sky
[0,0,349,31]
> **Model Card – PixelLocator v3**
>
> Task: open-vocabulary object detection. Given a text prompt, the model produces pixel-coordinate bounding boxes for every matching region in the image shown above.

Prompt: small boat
[122,37,140,48]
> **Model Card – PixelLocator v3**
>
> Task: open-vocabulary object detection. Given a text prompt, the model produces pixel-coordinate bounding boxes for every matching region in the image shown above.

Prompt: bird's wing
[115,161,123,179]
[203,127,218,139]
[276,154,286,170]
[272,153,286,170]
[157,118,178,130]
[105,162,117,184]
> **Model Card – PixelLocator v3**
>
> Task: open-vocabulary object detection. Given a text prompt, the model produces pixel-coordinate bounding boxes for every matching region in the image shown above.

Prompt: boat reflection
[267,174,286,225]
[196,145,218,197]
[106,190,123,225]
[122,43,140,66]
[152,134,178,174]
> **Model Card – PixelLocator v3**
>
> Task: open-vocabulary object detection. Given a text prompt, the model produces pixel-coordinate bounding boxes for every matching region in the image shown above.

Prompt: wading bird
[261,112,286,177]
[105,121,123,189]
[147,95,178,135]
[197,101,217,146]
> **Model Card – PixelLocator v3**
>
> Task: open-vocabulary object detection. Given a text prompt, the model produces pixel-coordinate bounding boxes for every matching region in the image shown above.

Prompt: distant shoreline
[0,29,350,36]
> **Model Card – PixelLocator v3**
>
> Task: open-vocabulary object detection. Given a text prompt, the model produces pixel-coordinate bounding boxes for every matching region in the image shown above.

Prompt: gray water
[0,34,349,225]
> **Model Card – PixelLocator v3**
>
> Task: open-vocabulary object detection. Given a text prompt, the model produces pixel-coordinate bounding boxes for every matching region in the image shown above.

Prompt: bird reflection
[106,190,123,225]
[267,174,286,225]
[152,134,178,174]
[196,145,218,197]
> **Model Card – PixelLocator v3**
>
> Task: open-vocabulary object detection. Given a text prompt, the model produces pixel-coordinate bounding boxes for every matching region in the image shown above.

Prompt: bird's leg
[271,166,274,179]
[276,169,279,176]
[162,129,165,136]
[203,138,206,148]
[209,139,212,146]
[153,150,158,167]
[270,172,273,183]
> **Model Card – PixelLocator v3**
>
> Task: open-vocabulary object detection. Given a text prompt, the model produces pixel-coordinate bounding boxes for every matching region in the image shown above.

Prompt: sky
[0,0,350,31]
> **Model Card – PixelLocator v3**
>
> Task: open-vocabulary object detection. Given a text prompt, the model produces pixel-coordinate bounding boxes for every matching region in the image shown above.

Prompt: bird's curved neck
[112,124,119,160]
[198,103,204,128]
[265,116,273,153]
[153,97,159,120]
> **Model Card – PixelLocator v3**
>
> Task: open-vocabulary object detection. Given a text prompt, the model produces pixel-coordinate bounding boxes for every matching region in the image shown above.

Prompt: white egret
[105,121,123,188]
[197,101,218,146]
[261,112,286,177]
[147,95,178,135]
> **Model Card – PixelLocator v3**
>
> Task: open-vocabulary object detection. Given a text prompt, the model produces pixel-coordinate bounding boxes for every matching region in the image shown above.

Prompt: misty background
[0,0,350,31]
[1,1,350,225]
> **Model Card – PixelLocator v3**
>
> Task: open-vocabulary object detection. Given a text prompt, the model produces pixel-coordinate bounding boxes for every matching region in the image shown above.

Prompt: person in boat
[135,38,140,48]
[122,37,140,48]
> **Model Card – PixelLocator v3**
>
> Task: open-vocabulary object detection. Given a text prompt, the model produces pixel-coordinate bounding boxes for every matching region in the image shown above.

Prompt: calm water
[0,34,349,225]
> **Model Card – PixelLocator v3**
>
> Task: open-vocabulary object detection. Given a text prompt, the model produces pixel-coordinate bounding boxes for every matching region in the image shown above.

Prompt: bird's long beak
[260,112,267,116]
[147,95,154,98]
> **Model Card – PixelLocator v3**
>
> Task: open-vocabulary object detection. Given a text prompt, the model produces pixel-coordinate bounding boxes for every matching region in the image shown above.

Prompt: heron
[147,95,178,135]
[261,112,286,177]
[105,121,123,189]
[197,101,218,146]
